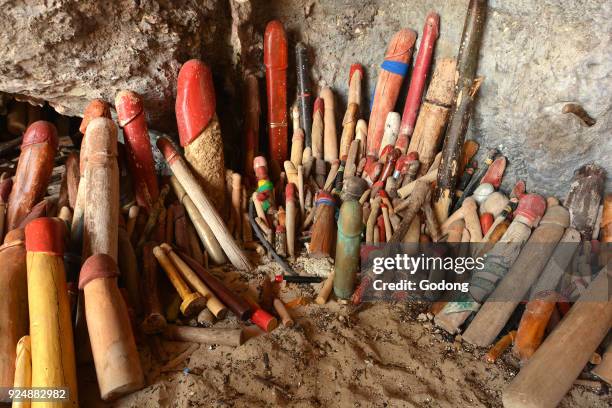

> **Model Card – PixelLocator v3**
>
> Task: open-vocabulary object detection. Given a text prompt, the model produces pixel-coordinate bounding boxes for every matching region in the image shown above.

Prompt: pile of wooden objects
[0,0,609,407]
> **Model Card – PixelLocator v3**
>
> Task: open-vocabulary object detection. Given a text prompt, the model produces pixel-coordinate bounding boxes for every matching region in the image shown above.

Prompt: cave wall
[0,0,610,196]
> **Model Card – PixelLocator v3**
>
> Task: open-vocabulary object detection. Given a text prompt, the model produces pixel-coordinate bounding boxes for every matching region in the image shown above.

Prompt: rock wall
[0,0,610,196]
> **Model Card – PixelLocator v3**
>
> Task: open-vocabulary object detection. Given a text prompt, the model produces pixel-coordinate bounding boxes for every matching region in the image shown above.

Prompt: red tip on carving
[251,308,278,332]
[349,64,364,84]
[313,97,324,115]
[79,253,120,289]
[512,180,527,199]
[285,183,297,201]
[176,59,216,147]
[406,151,419,161]
[156,137,180,164]
[80,99,111,134]
[115,90,144,127]
[481,156,507,188]
[480,213,494,235]
[0,178,13,202]
[514,194,547,226]
[425,11,440,38]
[24,217,65,255]
[22,121,59,151]
[264,20,288,70]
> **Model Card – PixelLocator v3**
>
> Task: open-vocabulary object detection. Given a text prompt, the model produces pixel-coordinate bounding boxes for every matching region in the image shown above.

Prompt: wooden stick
[316,272,335,305]
[231,173,242,240]
[157,138,252,271]
[389,181,430,243]
[25,218,78,406]
[463,199,569,347]
[484,330,516,363]
[118,225,141,316]
[323,160,340,192]
[178,251,252,321]
[11,336,31,408]
[339,101,359,162]
[378,112,400,157]
[311,97,324,161]
[140,243,167,334]
[320,87,338,163]
[153,245,207,316]
[309,191,336,258]
[244,73,260,183]
[273,298,294,327]
[160,243,227,319]
[6,121,58,231]
[0,231,27,395]
[503,267,612,408]
[162,325,243,347]
[285,183,298,258]
[126,205,140,240]
[79,253,144,400]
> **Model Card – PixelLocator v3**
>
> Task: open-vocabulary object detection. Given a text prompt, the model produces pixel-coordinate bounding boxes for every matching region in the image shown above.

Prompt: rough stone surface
[0,0,610,196]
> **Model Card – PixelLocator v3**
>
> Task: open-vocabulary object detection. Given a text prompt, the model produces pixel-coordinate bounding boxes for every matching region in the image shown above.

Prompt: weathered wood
[79,254,144,400]
[25,218,78,407]
[0,230,27,396]
[157,138,252,271]
[433,0,487,222]
[163,325,243,347]
[503,267,612,408]
[463,199,569,347]
[563,164,606,240]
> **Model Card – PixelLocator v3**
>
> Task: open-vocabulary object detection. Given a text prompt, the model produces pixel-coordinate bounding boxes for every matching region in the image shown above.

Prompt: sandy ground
[77,257,610,408]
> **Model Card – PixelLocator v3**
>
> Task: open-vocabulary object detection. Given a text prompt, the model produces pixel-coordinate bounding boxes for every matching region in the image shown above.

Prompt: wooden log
[140,242,167,334]
[433,0,487,222]
[0,230,28,396]
[309,191,336,258]
[178,251,251,321]
[162,325,243,347]
[160,244,227,319]
[463,198,569,347]
[334,200,363,300]
[264,20,288,176]
[79,253,144,400]
[6,121,58,231]
[11,336,31,408]
[396,12,440,153]
[82,117,119,261]
[157,138,252,271]
[513,228,581,361]
[176,60,227,215]
[367,29,416,158]
[503,267,612,408]
[25,218,78,406]
[564,164,606,240]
